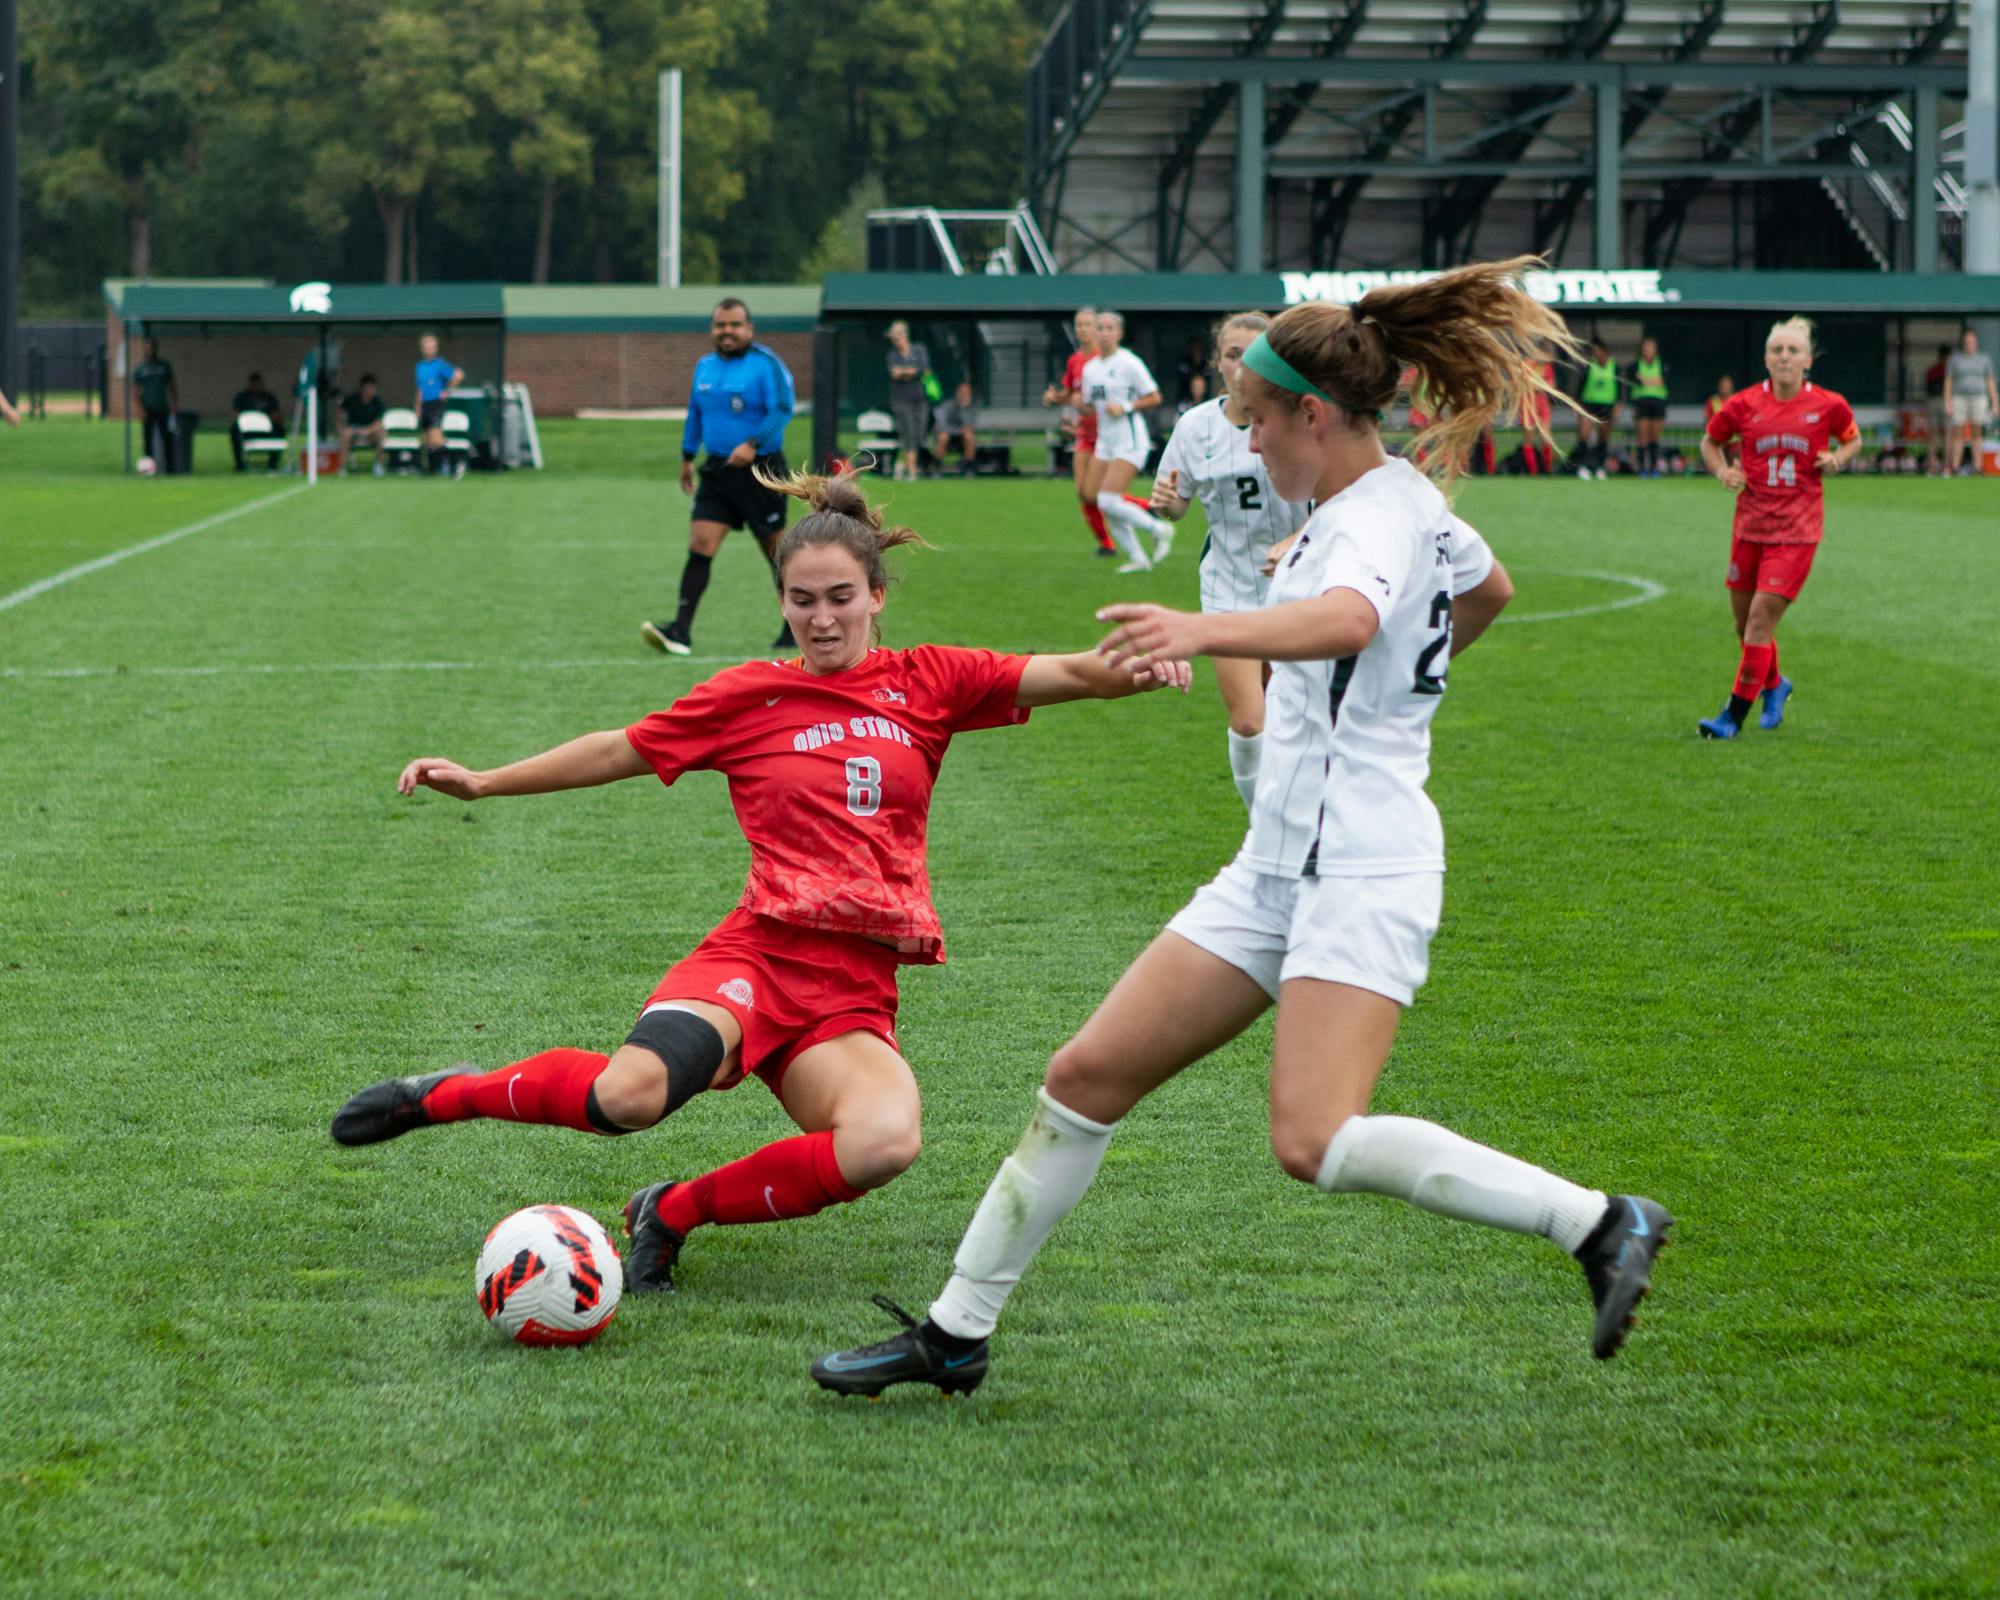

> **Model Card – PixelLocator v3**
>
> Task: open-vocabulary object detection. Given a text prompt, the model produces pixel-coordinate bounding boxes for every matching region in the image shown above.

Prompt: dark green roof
[824,270,2000,317]
[503,283,819,332]
[112,282,505,327]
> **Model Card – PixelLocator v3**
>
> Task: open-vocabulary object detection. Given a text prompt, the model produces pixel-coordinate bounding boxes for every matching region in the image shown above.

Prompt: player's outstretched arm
[1014,651,1193,707]
[1096,590,1378,667]
[397,731,650,801]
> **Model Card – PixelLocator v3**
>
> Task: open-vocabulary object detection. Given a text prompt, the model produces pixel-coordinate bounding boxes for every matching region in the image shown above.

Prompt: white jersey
[1157,397,1312,611]
[1081,349,1158,461]
[1238,457,1495,879]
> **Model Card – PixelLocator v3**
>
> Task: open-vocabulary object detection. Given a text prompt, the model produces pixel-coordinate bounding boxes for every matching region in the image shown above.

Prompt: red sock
[1763,640,1782,690]
[1122,492,1151,512]
[422,1048,612,1133]
[1082,502,1114,549]
[1733,642,1775,703]
[657,1131,862,1233]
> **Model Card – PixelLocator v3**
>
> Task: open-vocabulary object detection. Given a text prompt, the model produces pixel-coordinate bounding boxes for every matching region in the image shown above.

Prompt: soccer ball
[475,1204,623,1346]
[136,456,158,477]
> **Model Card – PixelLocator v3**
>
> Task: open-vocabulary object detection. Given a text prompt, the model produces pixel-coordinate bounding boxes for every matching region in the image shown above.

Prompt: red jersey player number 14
[1704,378,1857,545]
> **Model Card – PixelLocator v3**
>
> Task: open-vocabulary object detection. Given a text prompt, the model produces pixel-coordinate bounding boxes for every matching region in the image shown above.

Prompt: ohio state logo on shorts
[717,977,755,1008]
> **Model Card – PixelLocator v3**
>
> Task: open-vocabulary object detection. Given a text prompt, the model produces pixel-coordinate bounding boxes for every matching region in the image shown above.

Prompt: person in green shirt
[1575,341,1620,478]
[131,340,179,471]
[1628,336,1669,478]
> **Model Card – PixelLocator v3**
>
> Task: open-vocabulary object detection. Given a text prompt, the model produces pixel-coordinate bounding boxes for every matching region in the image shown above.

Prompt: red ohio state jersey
[1064,349,1097,445]
[625,646,1030,963]
[1705,380,1857,545]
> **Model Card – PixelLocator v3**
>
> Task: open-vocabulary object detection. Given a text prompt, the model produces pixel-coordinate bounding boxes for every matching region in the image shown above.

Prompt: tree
[303,1,491,282]
[24,0,226,278]
[467,0,598,283]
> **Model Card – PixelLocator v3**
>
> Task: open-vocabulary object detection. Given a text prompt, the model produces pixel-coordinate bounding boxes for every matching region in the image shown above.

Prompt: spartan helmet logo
[290,281,333,315]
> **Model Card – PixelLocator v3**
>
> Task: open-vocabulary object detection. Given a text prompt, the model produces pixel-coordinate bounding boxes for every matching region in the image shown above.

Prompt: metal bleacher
[1026,1,1978,275]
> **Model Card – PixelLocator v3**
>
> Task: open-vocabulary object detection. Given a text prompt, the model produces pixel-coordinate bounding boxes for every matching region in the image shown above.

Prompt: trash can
[168,411,200,475]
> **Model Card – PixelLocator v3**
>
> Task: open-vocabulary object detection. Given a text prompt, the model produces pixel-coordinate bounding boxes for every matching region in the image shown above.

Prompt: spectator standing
[229,372,284,471]
[1174,334,1208,400]
[642,298,797,658]
[885,321,931,482]
[1,387,18,428]
[132,340,178,471]
[932,382,979,474]
[1628,336,1670,478]
[341,375,388,474]
[1574,342,1619,478]
[1923,344,1951,473]
[1943,328,1998,476]
[414,334,464,478]
[1171,373,1210,428]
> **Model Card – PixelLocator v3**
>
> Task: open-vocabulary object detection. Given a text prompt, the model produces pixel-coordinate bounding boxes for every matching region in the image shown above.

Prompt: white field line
[0,571,1668,682]
[0,655,746,681]
[1499,570,1667,624]
[0,487,308,616]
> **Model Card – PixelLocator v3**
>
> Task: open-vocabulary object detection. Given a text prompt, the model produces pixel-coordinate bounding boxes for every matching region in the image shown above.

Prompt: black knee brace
[620,1006,728,1120]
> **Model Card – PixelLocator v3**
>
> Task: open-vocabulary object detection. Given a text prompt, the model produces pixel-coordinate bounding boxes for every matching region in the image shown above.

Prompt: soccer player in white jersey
[1151,310,1312,810]
[1081,310,1176,573]
[815,258,1674,1398]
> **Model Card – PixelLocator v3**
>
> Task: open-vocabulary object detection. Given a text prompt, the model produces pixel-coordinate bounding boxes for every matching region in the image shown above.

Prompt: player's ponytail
[1240,256,1583,485]
[757,464,931,595]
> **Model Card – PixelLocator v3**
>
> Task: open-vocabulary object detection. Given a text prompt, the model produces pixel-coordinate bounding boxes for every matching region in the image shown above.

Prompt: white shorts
[1095,413,1152,470]
[1199,541,1272,614]
[1948,394,1991,428]
[1164,857,1442,1007]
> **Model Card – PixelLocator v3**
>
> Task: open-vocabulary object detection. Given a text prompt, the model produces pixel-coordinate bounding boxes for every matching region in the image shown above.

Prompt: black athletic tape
[624,1007,728,1119]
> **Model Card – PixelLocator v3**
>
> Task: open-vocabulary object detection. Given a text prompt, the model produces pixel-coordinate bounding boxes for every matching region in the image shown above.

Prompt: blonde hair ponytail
[754,465,931,593]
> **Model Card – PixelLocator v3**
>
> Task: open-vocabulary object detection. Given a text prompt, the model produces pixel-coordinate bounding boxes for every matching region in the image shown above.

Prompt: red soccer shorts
[642,909,901,1094]
[1076,416,1098,453]
[1725,536,1818,601]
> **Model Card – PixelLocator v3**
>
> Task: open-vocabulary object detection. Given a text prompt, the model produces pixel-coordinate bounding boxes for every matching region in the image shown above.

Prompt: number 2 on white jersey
[845,756,882,816]
[1766,455,1797,488]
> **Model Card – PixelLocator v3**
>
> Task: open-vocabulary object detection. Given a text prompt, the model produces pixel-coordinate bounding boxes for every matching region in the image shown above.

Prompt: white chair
[855,407,898,471]
[441,409,475,475]
[234,410,287,471]
[380,407,422,473]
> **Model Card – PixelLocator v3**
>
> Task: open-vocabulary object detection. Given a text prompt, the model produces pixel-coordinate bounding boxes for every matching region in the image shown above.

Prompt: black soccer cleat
[811,1296,988,1398]
[329,1068,474,1147]
[1576,1194,1673,1359]
[641,619,692,656]
[623,1181,687,1294]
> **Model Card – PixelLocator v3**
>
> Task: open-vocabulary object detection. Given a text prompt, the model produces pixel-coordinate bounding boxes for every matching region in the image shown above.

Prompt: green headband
[1242,332,1335,404]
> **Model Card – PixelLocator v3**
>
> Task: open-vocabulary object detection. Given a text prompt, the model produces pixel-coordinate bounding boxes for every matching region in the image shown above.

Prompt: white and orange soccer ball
[475,1204,623,1346]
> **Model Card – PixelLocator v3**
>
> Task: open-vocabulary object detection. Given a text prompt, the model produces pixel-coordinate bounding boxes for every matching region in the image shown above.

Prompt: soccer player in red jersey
[1696,316,1862,739]
[329,470,1190,1292]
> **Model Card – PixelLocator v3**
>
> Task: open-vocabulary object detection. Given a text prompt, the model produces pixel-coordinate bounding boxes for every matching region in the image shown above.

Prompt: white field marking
[0,487,308,616]
[0,655,748,681]
[0,579,1661,681]
[1498,569,1667,625]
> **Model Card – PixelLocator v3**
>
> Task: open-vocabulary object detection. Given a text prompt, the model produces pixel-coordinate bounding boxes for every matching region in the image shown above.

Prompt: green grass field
[3,418,1995,1598]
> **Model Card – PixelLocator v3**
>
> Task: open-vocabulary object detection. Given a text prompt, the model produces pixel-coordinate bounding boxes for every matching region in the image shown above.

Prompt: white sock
[1096,492,1152,566]
[1226,729,1261,811]
[1315,1114,1608,1254]
[929,1088,1118,1339]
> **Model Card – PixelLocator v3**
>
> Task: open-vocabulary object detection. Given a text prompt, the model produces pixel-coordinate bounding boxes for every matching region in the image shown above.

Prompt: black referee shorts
[692,453,790,537]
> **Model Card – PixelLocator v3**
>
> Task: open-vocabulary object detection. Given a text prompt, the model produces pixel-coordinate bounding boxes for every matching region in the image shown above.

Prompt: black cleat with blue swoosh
[1576,1194,1673,1359]
[812,1296,988,1397]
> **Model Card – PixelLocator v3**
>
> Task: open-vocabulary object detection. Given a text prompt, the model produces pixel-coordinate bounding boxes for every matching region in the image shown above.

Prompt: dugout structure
[106,281,506,471]
[1026,1,1978,277]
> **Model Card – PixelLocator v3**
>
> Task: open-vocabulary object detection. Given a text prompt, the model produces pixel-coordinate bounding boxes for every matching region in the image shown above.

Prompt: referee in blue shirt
[642,298,797,655]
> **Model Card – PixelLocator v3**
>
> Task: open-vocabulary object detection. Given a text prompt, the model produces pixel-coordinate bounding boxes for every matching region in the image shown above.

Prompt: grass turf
[2,418,1996,1598]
